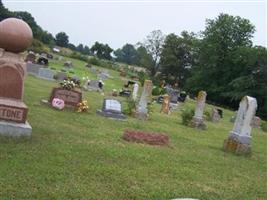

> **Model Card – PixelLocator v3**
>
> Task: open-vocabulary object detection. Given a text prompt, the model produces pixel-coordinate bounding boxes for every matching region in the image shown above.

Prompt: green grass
[0,57,266,200]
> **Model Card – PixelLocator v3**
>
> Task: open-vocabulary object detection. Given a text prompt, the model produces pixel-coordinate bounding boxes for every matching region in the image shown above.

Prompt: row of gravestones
[0,18,260,156]
[27,63,70,81]
[190,91,258,155]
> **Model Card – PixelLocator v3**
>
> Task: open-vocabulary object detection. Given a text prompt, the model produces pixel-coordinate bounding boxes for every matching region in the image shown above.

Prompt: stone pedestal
[223,96,257,156]
[135,80,153,120]
[190,91,207,129]
[190,117,206,130]
[223,137,251,155]
[0,18,33,137]
[0,120,32,137]
[160,95,170,114]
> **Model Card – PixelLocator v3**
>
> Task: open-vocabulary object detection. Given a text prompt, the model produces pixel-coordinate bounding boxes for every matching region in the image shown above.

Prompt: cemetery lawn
[0,61,266,200]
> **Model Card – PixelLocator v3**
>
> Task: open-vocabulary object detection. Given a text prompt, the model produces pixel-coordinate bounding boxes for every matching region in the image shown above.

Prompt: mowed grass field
[0,56,266,200]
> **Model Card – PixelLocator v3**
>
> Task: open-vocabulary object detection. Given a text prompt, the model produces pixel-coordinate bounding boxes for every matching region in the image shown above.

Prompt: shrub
[204,110,211,121]
[88,57,100,66]
[152,86,166,96]
[152,86,161,96]
[181,108,194,126]
[138,71,149,86]
[262,122,267,132]
[124,98,137,115]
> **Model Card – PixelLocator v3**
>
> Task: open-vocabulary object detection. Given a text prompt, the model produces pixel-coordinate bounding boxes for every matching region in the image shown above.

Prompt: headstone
[165,86,180,104]
[83,80,101,91]
[217,108,223,118]
[26,63,43,76]
[251,116,262,128]
[223,96,257,155]
[132,82,139,101]
[56,71,68,81]
[38,68,55,80]
[190,91,207,129]
[97,98,125,119]
[135,80,153,120]
[37,56,48,66]
[97,72,109,81]
[64,61,72,68]
[49,88,82,107]
[0,18,33,136]
[160,95,170,114]
[211,108,221,123]
[25,52,36,63]
[90,66,97,74]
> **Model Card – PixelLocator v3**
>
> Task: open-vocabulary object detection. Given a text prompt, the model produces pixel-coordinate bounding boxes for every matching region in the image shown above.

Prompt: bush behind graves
[181,108,194,126]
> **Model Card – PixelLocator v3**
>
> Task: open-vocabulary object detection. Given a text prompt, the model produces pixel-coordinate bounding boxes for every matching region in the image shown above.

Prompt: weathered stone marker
[190,91,207,129]
[135,80,153,120]
[160,95,170,114]
[0,18,33,136]
[223,96,257,155]
[132,82,139,101]
[211,108,221,123]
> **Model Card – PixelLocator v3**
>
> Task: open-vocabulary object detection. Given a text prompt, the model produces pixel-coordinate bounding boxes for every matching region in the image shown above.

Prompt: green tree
[142,30,165,76]
[76,44,84,53]
[83,45,91,55]
[55,32,69,47]
[160,31,198,87]
[0,1,13,21]
[91,42,113,60]
[136,46,153,69]
[186,13,255,105]
[225,46,267,118]
[114,44,138,64]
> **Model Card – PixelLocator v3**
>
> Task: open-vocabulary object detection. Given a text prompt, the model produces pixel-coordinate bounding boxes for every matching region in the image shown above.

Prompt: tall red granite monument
[0,18,33,136]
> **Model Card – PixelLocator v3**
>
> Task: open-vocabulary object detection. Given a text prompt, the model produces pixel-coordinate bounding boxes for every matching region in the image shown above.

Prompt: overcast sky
[3,0,267,49]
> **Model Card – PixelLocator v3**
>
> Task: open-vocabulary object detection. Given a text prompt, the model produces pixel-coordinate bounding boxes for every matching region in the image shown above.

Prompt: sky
[3,0,267,49]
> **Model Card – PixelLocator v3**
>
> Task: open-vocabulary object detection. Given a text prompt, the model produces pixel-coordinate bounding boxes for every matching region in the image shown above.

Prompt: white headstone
[193,91,207,120]
[229,96,257,144]
[190,91,207,129]
[105,99,122,112]
[132,82,139,101]
[136,80,153,119]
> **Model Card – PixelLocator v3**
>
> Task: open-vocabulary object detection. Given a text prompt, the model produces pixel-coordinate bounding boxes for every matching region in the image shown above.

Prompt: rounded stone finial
[0,18,33,53]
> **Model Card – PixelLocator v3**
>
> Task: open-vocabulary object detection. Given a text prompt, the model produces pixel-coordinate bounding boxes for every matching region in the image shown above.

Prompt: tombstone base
[190,117,206,130]
[135,111,149,120]
[0,120,32,137]
[97,110,126,120]
[223,137,251,155]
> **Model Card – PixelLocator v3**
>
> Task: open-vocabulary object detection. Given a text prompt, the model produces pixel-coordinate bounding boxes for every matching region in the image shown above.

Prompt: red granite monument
[0,18,33,136]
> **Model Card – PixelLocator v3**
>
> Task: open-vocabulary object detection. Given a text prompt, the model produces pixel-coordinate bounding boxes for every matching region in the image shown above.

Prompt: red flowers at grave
[122,129,169,146]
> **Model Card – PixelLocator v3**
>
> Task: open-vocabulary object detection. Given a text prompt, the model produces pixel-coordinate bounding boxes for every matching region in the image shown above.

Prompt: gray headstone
[97,72,109,81]
[38,68,55,80]
[97,98,125,119]
[83,80,100,91]
[26,63,43,76]
[56,72,68,80]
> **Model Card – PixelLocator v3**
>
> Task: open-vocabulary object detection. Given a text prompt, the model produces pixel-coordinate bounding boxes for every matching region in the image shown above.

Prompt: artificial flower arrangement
[77,100,89,112]
[60,79,77,90]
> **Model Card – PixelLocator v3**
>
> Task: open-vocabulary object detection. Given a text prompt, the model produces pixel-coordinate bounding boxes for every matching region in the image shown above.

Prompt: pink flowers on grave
[52,98,65,110]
